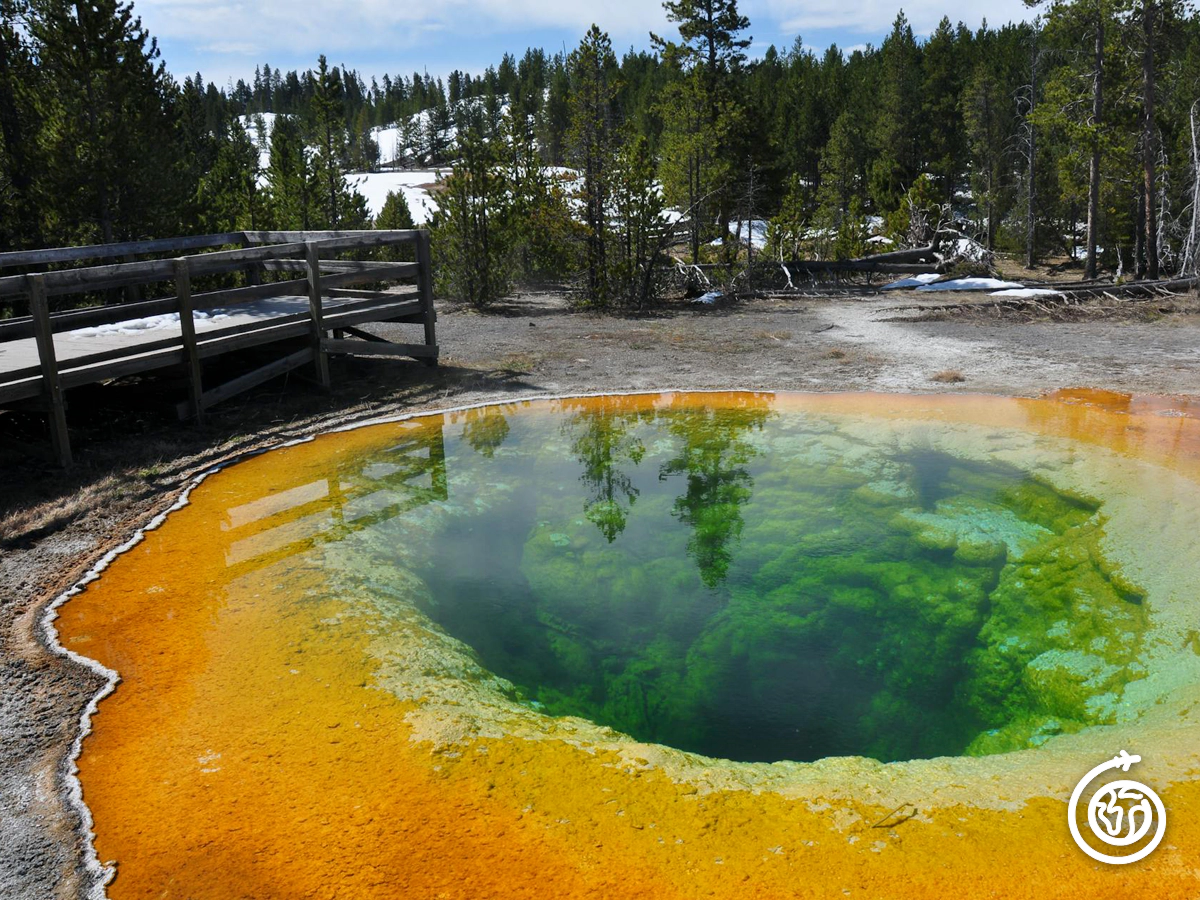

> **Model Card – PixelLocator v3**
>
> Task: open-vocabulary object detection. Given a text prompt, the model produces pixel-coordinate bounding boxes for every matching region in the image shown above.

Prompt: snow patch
[237,112,278,172]
[917,277,1025,292]
[728,219,768,250]
[881,273,941,290]
[943,236,990,262]
[68,310,232,339]
[348,170,446,225]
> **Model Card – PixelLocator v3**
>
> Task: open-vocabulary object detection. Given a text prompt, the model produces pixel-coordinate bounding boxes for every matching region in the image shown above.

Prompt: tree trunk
[690,155,701,263]
[1085,9,1104,281]
[1026,36,1038,269]
[1135,184,1145,277]
[987,165,996,251]
[1142,0,1159,279]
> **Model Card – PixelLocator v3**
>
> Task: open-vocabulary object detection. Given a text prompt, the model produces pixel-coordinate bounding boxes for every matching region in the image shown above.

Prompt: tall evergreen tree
[196,120,261,231]
[922,18,967,202]
[869,12,923,213]
[653,0,751,261]
[0,0,44,250]
[29,0,186,242]
[610,132,670,307]
[569,25,620,305]
[310,55,348,227]
[265,114,313,229]
[431,129,512,307]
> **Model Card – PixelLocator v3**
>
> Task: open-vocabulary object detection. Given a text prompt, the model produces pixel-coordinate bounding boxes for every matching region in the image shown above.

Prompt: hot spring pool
[52,391,1200,898]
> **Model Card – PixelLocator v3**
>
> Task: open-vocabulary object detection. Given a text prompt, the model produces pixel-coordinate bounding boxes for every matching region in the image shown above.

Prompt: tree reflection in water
[657,394,772,586]
[561,396,657,542]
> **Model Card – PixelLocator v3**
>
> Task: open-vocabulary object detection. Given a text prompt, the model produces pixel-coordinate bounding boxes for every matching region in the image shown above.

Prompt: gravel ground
[2,288,1199,899]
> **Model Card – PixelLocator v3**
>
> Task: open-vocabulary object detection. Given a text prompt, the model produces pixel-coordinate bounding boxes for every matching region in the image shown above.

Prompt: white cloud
[137,0,1039,87]
[137,0,670,58]
[762,0,1032,39]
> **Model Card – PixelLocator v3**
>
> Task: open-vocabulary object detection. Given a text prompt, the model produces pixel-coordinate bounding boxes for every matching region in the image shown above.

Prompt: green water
[333,399,1149,764]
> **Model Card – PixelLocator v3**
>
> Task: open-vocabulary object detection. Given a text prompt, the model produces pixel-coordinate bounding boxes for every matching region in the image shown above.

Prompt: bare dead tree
[1015,23,1045,269]
[1141,0,1160,279]
[1086,4,1104,281]
[1178,100,1200,276]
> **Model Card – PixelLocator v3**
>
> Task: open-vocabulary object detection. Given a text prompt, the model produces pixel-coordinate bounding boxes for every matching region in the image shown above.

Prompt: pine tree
[500,113,576,282]
[569,25,619,305]
[869,12,923,213]
[306,55,368,228]
[0,0,44,250]
[964,62,1010,249]
[376,189,415,230]
[538,58,571,165]
[29,0,186,242]
[1032,0,1121,277]
[430,128,512,307]
[265,114,313,229]
[374,189,416,262]
[310,55,348,227]
[610,131,670,307]
[178,73,221,230]
[196,120,261,231]
[766,174,811,261]
[653,0,751,262]
[922,18,967,202]
[813,109,868,258]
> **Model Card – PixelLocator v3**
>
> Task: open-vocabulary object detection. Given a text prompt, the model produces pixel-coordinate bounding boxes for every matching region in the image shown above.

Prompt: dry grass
[0,475,136,544]
[825,348,847,360]
[930,369,967,383]
[752,330,792,342]
[496,351,539,373]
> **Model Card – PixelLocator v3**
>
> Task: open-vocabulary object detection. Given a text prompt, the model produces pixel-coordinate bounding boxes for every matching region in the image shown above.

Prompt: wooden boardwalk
[0,230,438,466]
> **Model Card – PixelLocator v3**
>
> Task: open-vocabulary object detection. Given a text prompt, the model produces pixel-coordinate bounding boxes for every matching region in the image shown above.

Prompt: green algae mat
[332,393,1149,763]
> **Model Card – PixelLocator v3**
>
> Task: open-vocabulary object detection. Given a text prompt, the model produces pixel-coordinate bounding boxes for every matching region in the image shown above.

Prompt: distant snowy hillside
[237,112,278,172]
[350,171,446,225]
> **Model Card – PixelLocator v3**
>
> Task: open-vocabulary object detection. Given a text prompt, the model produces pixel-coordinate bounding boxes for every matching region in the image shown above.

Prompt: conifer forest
[4,0,1200,307]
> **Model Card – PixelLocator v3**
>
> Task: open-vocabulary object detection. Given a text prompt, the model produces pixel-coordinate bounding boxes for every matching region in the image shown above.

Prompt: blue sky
[133,0,1034,88]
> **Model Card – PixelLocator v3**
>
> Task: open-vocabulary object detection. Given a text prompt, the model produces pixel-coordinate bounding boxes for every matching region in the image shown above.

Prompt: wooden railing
[0,230,437,467]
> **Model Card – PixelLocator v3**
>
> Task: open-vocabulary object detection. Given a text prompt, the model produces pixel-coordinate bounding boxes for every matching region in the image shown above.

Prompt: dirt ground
[3,287,1200,899]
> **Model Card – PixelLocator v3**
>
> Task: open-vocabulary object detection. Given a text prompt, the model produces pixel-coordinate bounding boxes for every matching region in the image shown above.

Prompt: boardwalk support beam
[174,258,205,424]
[28,274,72,468]
[416,230,438,367]
[305,241,332,390]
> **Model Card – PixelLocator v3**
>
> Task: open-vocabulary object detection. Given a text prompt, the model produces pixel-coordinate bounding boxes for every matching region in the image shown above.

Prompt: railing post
[415,230,438,367]
[28,274,72,468]
[305,241,332,389]
[174,257,205,423]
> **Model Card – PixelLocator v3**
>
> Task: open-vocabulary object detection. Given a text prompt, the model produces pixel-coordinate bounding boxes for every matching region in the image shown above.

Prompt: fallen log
[784,259,937,275]
[1058,276,1198,298]
[850,244,939,265]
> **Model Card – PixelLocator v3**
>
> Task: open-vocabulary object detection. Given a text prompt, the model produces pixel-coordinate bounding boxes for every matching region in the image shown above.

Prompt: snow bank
[916,277,1024,292]
[881,273,941,290]
[728,219,768,250]
[942,236,990,262]
[371,125,405,164]
[237,113,278,172]
[348,170,446,225]
[67,310,232,340]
